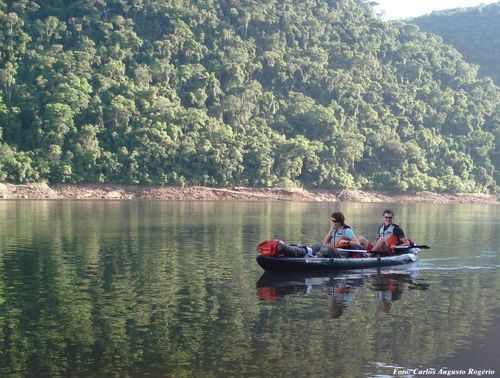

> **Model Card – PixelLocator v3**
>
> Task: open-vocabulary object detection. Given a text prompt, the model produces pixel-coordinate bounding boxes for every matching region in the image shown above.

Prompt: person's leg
[358,236,369,249]
[371,239,388,253]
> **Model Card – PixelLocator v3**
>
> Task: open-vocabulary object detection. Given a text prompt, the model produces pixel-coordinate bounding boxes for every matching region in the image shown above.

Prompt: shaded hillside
[0,0,498,192]
[411,2,500,85]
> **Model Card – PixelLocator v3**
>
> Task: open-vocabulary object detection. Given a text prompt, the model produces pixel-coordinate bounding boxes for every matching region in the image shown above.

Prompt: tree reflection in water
[256,269,429,317]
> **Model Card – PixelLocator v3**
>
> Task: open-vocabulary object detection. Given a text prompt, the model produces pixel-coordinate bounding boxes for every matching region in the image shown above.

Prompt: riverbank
[0,183,498,204]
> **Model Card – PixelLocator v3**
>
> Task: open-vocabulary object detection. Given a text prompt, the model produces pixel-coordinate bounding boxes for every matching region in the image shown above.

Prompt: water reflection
[0,200,498,377]
[369,272,430,313]
[256,269,429,316]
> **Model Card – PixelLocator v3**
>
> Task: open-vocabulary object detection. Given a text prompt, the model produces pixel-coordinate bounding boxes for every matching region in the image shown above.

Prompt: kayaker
[323,211,361,249]
[358,209,410,255]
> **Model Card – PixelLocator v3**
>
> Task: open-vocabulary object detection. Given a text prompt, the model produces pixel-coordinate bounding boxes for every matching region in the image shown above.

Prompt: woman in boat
[323,211,362,249]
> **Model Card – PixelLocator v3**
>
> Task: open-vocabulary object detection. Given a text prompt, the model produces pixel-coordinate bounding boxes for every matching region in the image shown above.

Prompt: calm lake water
[0,200,499,377]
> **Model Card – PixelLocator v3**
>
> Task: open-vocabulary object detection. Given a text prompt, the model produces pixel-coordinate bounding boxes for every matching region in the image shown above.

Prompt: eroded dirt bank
[0,183,498,204]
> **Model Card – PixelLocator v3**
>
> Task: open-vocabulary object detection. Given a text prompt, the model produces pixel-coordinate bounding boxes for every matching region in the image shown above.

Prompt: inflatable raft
[256,239,424,272]
[256,252,418,272]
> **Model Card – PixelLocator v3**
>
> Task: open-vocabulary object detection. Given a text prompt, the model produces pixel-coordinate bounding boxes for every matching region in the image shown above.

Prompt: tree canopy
[0,0,498,192]
[410,2,500,85]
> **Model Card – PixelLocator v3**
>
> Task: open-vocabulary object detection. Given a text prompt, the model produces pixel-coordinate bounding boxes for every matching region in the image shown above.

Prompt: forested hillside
[0,0,498,192]
[411,2,500,85]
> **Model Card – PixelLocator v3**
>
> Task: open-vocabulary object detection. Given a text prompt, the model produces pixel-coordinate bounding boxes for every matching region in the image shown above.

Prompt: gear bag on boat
[257,239,348,258]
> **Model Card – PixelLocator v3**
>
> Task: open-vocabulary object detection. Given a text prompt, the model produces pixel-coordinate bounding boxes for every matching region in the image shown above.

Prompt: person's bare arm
[323,227,334,244]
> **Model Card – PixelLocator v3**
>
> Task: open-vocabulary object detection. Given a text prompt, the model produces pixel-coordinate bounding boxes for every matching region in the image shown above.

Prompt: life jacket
[331,225,353,248]
[378,223,401,247]
[378,223,398,238]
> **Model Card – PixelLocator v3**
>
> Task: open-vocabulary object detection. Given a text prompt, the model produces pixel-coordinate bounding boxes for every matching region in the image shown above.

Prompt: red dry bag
[257,239,283,257]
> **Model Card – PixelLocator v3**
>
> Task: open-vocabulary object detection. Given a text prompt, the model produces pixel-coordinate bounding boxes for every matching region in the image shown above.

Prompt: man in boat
[358,209,410,255]
[323,211,362,249]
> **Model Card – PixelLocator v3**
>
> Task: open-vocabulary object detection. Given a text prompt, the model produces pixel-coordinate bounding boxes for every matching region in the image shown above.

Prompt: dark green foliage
[0,0,498,192]
[411,3,500,85]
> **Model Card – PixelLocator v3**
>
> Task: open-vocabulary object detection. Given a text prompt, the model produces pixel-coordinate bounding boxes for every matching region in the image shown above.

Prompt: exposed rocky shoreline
[0,183,498,204]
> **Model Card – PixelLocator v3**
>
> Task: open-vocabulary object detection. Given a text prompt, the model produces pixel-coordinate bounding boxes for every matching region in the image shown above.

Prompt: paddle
[394,244,430,249]
[343,244,430,254]
[370,244,430,255]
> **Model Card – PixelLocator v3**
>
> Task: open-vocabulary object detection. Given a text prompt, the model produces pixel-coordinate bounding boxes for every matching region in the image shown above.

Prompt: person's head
[383,209,395,225]
[331,211,345,227]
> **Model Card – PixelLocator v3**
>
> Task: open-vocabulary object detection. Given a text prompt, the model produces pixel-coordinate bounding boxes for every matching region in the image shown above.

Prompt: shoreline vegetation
[0,2,499,196]
[0,183,498,204]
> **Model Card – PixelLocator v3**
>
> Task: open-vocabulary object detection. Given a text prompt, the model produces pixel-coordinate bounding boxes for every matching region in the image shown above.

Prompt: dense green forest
[411,2,500,85]
[0,0,498,192]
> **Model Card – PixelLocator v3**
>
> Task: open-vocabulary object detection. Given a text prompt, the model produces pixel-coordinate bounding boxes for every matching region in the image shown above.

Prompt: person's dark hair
[383,209,394,216]
[331,211,345,225]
